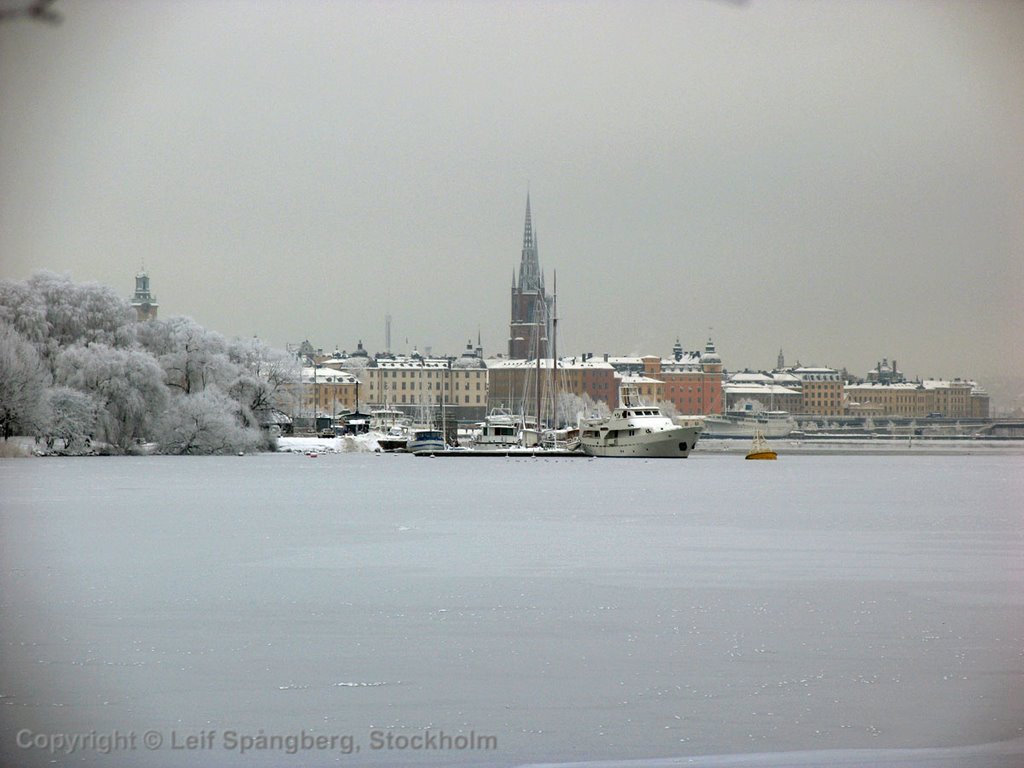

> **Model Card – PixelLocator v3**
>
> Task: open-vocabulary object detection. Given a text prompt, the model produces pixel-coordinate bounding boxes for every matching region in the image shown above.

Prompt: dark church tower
[509,194,553,359]
[130,268,159,321]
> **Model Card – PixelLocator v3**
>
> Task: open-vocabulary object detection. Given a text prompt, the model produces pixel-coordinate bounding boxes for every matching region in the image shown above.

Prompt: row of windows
[378,370,483,379]
[392,394,483,404]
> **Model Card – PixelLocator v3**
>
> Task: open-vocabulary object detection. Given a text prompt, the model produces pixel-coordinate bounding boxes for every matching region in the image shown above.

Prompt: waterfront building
[969,385,991,419]
[363,354,455,408]
[602,339,724,415]
[723,380,803,414]
[844,381,926,418]
[509,194,554,360]
[792,367,845,416]
[448,340,489,417]
[327,343,489,424]
[486,356,618,418]
[290,367,360,418]
[844,378,989,419]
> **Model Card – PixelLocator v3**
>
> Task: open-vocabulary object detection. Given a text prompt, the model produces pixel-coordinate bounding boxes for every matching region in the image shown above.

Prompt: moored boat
[406,428,445,455]
[369,407,412,452]
[745,429,778,460]
[579,385,701,458]
[703,409,797,438]
[472,409,536,450]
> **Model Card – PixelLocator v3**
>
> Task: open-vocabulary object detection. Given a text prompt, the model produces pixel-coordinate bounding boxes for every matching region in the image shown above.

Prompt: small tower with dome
[700,337,722,374]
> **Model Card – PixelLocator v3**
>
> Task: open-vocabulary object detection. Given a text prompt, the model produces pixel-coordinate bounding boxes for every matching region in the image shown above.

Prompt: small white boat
[703,409,796,438]
[472,409,535,450]
[579,385,702,458]
[369,408,412,452]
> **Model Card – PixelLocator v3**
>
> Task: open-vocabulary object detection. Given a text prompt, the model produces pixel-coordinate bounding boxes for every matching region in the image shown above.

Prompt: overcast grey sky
[1,0,1022,380]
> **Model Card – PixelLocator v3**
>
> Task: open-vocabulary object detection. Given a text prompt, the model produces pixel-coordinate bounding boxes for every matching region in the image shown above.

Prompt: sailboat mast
[535,309,542,430]
[552,270,558,428]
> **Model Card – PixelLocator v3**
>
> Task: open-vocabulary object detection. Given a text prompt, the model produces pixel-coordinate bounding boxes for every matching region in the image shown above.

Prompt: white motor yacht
[579,385,702,458]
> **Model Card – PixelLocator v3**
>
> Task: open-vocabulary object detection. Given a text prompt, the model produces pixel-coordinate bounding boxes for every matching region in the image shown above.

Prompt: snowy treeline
[0,272,297,454]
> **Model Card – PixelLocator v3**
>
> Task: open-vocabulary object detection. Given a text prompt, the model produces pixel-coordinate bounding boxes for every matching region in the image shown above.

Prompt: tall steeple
[509,193,553,359]
[517,193,542,292]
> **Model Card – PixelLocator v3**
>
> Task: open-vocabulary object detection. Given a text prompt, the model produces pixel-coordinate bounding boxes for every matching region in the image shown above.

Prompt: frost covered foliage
[158,389,263,455]
[556,391,610,425]
[55,343,169,452]
[0,272,297,454]
[40,386,97,453]
[0,320,49,439]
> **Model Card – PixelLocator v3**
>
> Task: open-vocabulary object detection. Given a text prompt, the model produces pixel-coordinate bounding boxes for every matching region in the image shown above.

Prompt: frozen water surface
[1,452,1022,767]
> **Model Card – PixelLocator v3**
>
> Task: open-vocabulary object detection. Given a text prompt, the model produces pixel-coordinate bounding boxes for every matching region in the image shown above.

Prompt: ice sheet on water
[1,452,1022,767]
[517,736,1024,767]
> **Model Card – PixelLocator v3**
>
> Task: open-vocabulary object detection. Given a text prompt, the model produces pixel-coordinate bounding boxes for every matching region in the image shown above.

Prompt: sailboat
[745,428,778,460]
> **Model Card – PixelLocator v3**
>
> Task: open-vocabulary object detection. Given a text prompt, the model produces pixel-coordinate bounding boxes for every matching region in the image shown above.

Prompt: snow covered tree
[226,336,299,417]
[54,343,168,452]
[1,272,295,455]
[0,278,48,346]
[27,272,136,357]
[40,386,97,452]
[135,315,230,395]
[157,388,263,455]
[0,321,50,439]
[556,391,610,425]
[656,400,680,419]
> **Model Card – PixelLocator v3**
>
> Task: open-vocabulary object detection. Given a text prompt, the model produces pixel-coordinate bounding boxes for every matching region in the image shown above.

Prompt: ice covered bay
[1,452,1022,767]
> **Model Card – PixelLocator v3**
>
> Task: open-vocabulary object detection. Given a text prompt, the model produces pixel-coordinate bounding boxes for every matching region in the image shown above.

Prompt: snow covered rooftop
[618,374,662,384]
[728,372,774,384]
[723,384,801,395]
[486,358,615,370]
[301,367,358,384]
[375,357,449,369]
[921,379,975,389]
[846,381,922,390]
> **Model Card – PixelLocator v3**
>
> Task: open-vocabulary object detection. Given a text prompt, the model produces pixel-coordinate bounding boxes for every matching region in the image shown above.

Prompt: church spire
[518,193,542,292]
[522,192,534,251]
[509,192,552,359]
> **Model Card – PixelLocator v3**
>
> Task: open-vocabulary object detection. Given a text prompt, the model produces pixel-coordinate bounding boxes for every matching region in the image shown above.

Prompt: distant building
[130,269,158,321]
[486,356,618,417]
[844,381,927,418]
[723,372,802,414]
[602,338,724,415]
[618,373,664,404]
[792,367,845,416]
[325,343,490,423]
[290,367,360,418]
[846,378,988,419]
[509,194,554,359]
[867,357,905,385]
[722,364,844,416]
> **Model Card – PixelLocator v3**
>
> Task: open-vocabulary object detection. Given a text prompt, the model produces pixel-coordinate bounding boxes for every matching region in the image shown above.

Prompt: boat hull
[580,426,701,458]
[407,431,445,455]
[745,451,778,460]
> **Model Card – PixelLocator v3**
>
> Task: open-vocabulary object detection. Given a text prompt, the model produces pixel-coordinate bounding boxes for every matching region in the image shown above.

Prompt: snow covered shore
[276,434,383,454]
